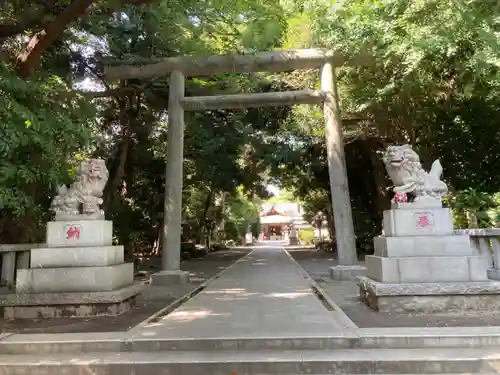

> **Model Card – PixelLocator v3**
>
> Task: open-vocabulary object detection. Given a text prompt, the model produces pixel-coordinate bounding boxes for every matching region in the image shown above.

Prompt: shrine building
[259,203,312,242]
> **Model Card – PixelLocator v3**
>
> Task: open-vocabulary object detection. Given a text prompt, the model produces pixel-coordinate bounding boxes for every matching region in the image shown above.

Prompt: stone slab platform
[30,246,124,268]
[0,283,144,319]
[374,234,472,258]
[383,206,453,237]
[46,220,112,248]
[365,255,486,283]
[16,263,134,293]
[330,265,367,281]
[132,246,344,340]
[1,347,500,375]
[359,276,500,313]
[6,325,500,355]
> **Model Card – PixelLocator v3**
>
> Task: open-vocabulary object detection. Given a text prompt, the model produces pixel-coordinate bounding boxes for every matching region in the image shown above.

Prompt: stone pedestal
[289,227,298,245]
[150,270,189,285]
[0,220,142,319]
[359,203,500,313]
[330,265,367,281]
[245,231,253,245]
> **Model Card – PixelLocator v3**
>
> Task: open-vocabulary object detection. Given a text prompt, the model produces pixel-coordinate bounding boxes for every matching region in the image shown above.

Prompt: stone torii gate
[104,49,372,284]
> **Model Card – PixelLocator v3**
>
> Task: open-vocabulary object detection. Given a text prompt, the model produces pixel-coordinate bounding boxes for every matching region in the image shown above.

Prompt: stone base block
[374,235,472,258]
[150,270,189,285]
[366,255,487,283]
[488,268,500,280]
[383,207,453,237]
[289,237,299,245]
[330,265,367,280]
[0,283,143,319]
[16,263,134,293]
[358,276,500,313]
[46,220,112,248]
[30,246,124,268]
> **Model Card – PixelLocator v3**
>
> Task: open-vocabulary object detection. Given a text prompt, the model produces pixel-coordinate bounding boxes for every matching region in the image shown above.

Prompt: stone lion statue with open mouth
[382,144,448,202]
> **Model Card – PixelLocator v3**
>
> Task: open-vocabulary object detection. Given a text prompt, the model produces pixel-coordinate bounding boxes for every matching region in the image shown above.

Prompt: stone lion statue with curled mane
[382,144,448,202]
[51,158,109,221]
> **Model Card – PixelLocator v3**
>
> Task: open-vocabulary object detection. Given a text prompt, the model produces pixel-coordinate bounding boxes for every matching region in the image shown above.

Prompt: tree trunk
[200,191,213,246]
[325,196,335,242]
[102,99,131,213]
[16,0,93,77]
[365,138,391,215]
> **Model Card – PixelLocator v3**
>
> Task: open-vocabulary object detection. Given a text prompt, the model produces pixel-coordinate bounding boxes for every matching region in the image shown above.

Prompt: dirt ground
[288,248,500,328]
[0,248,250,334]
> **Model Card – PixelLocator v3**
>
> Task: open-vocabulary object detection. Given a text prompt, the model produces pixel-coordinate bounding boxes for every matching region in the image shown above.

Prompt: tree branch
[16,0,94,77]
[12,0,160,77]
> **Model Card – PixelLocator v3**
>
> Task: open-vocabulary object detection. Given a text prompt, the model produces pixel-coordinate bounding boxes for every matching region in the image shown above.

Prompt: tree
[0,63,94,241]
[223,187,261,241]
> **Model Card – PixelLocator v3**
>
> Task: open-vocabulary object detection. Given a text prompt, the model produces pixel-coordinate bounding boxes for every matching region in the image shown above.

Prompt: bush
[298,228,315,245]
[180,242,208,259]
[210,243,229,252]
[446,188,499,228]
[224,221,239,241]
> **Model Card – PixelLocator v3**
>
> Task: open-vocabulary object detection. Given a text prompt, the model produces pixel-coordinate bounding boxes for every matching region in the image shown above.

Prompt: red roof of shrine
[262,206,283,216]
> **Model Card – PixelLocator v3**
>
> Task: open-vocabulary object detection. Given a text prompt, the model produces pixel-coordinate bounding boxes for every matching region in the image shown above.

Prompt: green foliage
[223,221,240,241]
[447,189,499,229]
[0,62,93,241]
[298,228,315,245]
[310,0,500,191]
[223,188,261,241]
[266,189,297,204]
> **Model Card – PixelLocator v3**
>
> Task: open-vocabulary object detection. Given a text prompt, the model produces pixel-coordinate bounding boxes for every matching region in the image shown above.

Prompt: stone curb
[282,247,360,331]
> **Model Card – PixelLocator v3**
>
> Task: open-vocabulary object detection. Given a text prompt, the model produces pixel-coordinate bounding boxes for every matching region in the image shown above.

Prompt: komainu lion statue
[382,144,448,201]
[51,158,109,220]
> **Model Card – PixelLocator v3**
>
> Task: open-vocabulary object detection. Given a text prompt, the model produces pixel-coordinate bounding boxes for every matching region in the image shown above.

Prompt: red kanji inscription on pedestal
[416,215,431,228]
[66,225,81,240]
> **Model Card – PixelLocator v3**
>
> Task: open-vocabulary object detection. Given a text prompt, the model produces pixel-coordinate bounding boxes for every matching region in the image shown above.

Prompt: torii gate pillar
[151,70,189,285]
[322,62,366,280]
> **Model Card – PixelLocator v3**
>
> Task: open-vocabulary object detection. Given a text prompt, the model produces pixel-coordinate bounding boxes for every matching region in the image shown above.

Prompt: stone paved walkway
[132,246,343,339]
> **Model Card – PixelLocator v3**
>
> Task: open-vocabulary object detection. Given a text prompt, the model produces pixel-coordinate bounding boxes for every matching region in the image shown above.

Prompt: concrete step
[360,327,500,349]
[0,348,500,374]
[129,335,357,351]
[130,332,500,351]
[0,335,356,354]
[3,329,500,354]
